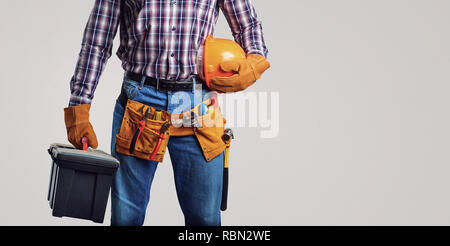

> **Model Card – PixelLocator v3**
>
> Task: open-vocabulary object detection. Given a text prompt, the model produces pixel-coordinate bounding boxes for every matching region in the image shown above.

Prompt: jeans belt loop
[193,77,202,92]
[139,75,146,90]
[156,78,160,90]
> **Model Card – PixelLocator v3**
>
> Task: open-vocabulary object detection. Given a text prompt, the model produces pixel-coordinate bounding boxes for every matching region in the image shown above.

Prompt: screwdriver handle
[221,146,230,211]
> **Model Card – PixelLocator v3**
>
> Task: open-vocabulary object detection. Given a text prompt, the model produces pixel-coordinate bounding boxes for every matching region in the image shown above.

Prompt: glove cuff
[248,54,270,74]
[64,104,91,129]
[247,54,270,81]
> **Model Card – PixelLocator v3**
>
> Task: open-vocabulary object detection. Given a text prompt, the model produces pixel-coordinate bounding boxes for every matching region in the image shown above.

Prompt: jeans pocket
[111,99,126,157]
[122,78,140,100]
[113,99,125,119]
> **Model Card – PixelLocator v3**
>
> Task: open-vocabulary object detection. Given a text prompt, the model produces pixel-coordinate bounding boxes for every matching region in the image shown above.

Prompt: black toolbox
[47,143,119,223]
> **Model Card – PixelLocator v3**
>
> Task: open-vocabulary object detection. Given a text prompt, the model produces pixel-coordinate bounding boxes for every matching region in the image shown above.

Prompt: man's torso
[117,0,220,80]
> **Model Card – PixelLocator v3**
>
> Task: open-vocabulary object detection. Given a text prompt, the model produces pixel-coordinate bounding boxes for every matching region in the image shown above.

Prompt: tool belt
[115,99,227,163]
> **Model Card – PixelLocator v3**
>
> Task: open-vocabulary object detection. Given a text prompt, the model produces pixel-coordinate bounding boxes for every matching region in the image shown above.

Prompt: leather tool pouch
[115,99,171,163]
[194,109,227,162]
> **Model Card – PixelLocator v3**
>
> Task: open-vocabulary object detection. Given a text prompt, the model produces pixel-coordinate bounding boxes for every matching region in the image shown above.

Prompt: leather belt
[125,72,199,91]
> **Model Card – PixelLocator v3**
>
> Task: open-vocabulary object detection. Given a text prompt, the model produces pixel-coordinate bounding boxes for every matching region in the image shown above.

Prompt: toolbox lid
[49,143,119,169]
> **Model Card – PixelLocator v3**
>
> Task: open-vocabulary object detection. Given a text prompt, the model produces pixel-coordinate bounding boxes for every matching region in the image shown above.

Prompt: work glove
[210,54,270,93]
[64,104,98,149]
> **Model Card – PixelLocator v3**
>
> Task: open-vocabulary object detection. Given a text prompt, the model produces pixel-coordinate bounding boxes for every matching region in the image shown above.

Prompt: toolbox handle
[47,148,57,162]
[82,137,88,151]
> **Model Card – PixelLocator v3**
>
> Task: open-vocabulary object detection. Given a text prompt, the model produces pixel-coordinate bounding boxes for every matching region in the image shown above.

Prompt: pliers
[129,107,152,154]
[150,121,170,160]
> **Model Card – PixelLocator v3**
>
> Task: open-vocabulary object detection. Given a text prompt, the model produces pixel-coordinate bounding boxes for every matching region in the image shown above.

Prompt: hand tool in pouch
[199,103,208,116]
[153,110,162,121]
[129,107,151,154]
[150,121,170,160]
[191,111,201,128]
[221,128,234,211]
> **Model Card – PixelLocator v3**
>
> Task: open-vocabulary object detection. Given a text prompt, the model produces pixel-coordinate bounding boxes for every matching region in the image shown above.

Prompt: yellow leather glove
[210,54,270,93]
[64,104,98,149]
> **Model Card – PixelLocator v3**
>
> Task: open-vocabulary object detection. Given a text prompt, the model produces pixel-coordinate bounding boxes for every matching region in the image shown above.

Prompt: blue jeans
[110,76,224,226]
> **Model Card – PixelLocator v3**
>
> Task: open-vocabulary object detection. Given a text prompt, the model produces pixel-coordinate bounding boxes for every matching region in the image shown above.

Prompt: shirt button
[170,53,175,57]
[172,26,176,31]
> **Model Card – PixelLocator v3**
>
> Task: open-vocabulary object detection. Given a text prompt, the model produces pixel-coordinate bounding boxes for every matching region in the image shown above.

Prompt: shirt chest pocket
[191,0,216,11]
[190,0,216,24]
[134,1,151,35]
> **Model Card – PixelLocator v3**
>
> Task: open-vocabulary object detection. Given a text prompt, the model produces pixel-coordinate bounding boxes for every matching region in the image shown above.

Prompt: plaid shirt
[69,0,268,106]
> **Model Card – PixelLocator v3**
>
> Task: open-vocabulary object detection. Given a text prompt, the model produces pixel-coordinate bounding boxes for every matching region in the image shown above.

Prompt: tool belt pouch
[115,99,170,163]
[193,107,227,162]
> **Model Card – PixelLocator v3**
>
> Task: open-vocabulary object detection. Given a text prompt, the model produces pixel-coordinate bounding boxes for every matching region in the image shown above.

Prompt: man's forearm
[69,0,121,106]
[219,0,268,57]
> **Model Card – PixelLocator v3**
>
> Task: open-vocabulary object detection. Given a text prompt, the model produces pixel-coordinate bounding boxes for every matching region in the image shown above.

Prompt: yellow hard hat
[197,35,246,88]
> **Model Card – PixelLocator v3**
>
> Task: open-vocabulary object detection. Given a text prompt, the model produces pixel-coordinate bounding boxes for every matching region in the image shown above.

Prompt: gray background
[0,0,449,225]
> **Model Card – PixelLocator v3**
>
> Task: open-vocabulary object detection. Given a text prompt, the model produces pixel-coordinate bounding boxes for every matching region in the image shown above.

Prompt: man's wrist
[69,95,92,107]
[247,51,267,58]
